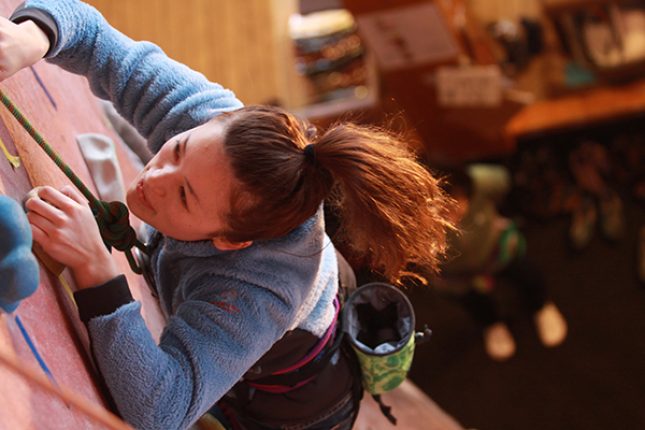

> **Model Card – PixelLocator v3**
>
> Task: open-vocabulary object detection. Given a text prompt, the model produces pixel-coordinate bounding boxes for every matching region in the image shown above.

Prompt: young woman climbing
[0,1,453,429]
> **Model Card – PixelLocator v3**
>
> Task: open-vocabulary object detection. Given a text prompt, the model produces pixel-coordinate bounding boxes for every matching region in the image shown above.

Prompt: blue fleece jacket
[16,1,339,429]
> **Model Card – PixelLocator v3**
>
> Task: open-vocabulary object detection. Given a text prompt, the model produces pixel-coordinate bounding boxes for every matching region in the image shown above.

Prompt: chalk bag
[342,282,418,395]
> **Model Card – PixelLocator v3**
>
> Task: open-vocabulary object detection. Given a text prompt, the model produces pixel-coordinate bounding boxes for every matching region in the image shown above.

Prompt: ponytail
[220,106,453,284]
[313,123,453,283]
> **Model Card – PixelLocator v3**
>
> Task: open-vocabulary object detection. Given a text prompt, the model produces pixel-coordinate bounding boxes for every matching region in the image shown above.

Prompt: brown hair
[219,105,454,284]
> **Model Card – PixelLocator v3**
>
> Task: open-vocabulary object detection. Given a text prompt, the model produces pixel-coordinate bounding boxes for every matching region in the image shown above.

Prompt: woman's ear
[211,236,253,251]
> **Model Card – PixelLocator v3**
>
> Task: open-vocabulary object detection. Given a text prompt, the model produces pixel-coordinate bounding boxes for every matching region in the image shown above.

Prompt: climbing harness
[0,89,147,273]
[244,297,342,394]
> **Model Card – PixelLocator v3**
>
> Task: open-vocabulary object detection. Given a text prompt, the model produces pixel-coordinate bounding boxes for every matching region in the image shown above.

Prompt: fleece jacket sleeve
[84,276,296,430]
[73,275,133,322]
[16,0,243,152]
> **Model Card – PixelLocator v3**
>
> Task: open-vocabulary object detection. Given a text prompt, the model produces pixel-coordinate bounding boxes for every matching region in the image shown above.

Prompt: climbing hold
[0,136,20,169]
[0,195,40,313]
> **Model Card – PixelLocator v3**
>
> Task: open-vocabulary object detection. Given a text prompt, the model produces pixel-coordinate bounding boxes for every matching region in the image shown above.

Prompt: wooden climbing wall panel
[0,1,164,428]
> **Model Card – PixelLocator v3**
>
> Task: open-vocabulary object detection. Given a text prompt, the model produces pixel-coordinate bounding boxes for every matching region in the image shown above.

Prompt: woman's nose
[146,166,174,197]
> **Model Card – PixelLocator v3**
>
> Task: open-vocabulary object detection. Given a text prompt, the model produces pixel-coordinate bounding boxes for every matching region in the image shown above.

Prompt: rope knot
[93,200,147,274]
[95,201,135,250]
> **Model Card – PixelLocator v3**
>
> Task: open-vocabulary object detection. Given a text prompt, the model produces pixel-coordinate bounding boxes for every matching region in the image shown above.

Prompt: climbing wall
[0,3,468,429]
[0,1,164,428]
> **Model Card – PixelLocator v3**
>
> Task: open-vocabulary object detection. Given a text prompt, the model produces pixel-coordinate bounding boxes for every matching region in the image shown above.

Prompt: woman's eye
[180,186,187,208]
[174,142,180,161]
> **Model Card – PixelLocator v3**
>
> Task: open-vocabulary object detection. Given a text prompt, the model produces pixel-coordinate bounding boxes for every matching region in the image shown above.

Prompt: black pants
[460,257,548,327]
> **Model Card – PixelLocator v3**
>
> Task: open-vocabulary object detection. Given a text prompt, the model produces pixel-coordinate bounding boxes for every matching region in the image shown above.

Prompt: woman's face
[126,120,236,243]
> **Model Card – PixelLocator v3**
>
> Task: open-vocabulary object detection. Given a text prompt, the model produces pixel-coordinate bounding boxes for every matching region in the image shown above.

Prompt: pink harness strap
[247,296,340,393]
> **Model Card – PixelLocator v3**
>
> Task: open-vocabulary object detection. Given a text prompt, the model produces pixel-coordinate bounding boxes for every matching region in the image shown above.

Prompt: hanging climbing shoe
[483,322,515,361]
[534,302,567,348]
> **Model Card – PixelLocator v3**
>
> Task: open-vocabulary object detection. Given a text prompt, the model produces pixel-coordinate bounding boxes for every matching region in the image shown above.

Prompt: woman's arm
[77,275,296,430]
[11,0,243,152]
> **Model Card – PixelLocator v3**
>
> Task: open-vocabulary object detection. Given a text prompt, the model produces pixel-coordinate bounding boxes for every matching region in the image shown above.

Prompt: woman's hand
[0,17,50,81]
[25,185,119,289]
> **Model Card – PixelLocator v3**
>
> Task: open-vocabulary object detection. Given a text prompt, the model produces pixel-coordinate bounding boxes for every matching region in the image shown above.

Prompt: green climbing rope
[0,89,147,274]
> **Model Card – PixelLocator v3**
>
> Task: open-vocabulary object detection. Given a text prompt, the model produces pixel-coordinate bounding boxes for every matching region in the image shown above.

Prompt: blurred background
[85,1,645,429]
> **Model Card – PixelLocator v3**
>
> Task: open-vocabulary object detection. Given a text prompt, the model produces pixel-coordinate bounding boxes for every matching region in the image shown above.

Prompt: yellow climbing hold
[0,136,20,169]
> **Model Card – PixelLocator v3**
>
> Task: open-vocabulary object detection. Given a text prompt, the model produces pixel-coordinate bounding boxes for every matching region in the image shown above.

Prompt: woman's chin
[125,187,136,207]
[125,193,147,222]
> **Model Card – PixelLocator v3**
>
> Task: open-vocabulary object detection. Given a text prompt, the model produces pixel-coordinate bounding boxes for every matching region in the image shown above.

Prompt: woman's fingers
[22,185,115,281]
[60,185,88,205]
[29,221,49,243]
[37,185,81,212]
[25,188,68,228]
[26,209,57,239]
[24,185,93,234]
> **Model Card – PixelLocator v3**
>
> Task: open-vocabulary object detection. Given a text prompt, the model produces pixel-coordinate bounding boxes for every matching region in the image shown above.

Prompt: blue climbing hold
[0,195,40,313]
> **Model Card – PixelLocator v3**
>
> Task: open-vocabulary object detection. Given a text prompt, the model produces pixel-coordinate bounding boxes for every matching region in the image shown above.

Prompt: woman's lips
[137,179,155,212]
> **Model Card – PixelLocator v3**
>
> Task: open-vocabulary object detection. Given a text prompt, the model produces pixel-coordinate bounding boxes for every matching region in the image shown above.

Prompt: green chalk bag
[342,282,431,424]
[342,282,432,390]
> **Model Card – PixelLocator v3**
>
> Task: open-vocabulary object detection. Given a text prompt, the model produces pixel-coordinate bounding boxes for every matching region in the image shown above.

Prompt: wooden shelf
[505,77,645,142]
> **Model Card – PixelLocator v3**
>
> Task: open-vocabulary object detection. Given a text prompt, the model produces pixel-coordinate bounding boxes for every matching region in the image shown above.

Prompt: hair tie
[303,144,316,164]
[305,125,318,141]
